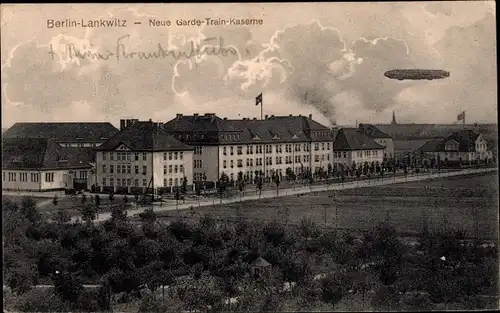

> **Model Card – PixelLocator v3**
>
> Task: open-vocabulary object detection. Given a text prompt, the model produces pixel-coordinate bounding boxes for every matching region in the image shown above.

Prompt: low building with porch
[2,138,95,191]
[94,119,194,195]
[417,129,493,165]
[2,122,118,191]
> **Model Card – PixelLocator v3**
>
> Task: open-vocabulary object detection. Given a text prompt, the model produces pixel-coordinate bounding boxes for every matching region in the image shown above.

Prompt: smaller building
[417,129,493,164]
[250,257,272,278]
[2,138,94,191]
[332,128,385,169]
[357,123,395,158]
[95,119,194,195]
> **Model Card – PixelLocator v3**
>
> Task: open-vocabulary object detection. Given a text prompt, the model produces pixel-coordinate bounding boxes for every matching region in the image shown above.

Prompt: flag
[255,93,262,106]
[457,111,465,121]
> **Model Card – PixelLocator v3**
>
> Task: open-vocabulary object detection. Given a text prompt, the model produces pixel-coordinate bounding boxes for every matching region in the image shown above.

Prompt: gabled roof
[417,130,482,153]
[164,114,334,144]
[251,257,271,268]
[357,123,392,139]
[2,138,93,170]
[333,128,385,151]
[3,122,118,142]
[96,121,192,152]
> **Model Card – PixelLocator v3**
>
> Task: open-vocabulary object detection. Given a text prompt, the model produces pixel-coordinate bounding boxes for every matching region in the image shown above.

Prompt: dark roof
[164,114,333,145]
[357,124,392,139]
[251,257,271,268]
[2,138,94,170]
[374,124,497,140]
[96,121,193,152]
[3,122,118,142]
[333,128,385,151]
[417,130,482,153]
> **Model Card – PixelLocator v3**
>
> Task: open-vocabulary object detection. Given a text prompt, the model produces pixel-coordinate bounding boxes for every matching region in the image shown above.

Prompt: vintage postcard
[2,2,498,312]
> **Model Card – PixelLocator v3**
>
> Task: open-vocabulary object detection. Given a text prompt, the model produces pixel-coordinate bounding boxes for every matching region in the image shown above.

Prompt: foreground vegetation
[3,196,499,312]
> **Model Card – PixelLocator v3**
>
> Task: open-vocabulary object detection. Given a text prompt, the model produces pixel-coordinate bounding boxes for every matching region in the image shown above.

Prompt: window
[135,153,139,161]
[142,153,147,161]
[126,153,131,161]
[134,179,139,187]
[180,165,184,173]
[237,159,243,167]
[343,152,347,158]
[122,179,126,186]
[174,152,178,160]
[180,177,184,184]
[223,160,227,168]
[169,178,173,186]
[103,152,107,161]
[127,179,131,186]
[164,178,168,187]
[110,152,114,161]
[174,178,179,186]
[327,143,330,150]
[163,152,167,161]
[169,165,173,173]
[174,165,178,173]
[30,173,39,182]
[180,152,184,160]
[230,147,234,155]
[169,152,172,160]
[315,155,320,162]
[315,143,319,151]
[143,179,147,187]
[103,178,107,186]
[322,143,325,150]
[102,165,107,173]
[223,147,227,156]
[127,165,131,174]
[164,165,167,175]
[117,179,122,187]
[45,172,54,182]
[110,178,114,186]
[20,173,27,182]
[122,165,126,174]
[142,165,147,175]
[110,165,114,173]
[135,165,139,174]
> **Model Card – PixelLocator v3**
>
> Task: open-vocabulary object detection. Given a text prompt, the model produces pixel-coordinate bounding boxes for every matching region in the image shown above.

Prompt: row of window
[194,160,203,168]
[163,165,185,174]
[220,153,330,168]
[194,146,203,155]
[102,177,185,187]
[102,151,185,162]
[353,150,380,158]
[4,172,51,182]
[222,143,317,156]
[103,164,147,175]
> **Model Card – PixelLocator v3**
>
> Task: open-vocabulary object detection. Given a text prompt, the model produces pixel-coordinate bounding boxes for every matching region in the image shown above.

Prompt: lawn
[156,172,499,240]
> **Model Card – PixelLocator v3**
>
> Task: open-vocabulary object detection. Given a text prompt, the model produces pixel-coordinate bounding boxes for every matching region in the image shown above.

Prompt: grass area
[155,172,499,240]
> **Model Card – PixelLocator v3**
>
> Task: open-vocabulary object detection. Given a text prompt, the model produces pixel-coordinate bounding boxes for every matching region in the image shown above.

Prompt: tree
[175,188,181,211]
[327,163,333,177]
[273,172,281,197]
[238,180,246,201]
[53,271,84,306]
[256,176,263,198]
[123,195,129,204]
[109,192,115,202]
[53,195,59,206]
[218,173,229,204]
[81,193,87,204]
[94,194,101,207]
[181,176,188,200]
[195,183,202,206]
[79,202,97,224]
[202,173,207,191]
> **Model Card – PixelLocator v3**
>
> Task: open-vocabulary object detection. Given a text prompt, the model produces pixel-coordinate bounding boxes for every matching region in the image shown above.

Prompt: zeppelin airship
[384,69,450,80]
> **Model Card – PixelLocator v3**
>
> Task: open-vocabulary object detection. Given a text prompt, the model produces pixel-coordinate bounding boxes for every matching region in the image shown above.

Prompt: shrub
[15,288,69,312]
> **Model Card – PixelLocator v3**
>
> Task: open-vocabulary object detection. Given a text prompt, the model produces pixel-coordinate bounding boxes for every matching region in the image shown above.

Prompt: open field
[156,172,499,240]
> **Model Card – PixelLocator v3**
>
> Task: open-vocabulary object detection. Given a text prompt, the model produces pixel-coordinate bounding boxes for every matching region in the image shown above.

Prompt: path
[71,167,496,223]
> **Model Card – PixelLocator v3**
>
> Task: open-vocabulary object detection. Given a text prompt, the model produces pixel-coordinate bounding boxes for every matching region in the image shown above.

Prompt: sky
[1,2,497,128]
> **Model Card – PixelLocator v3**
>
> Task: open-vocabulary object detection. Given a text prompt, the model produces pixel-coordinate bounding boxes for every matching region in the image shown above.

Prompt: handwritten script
[48,35,238,67]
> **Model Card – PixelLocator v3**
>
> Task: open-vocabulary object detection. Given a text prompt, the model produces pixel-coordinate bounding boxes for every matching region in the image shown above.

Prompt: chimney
[176,114,183,120]
[194,113,199,120]
[253,118,257,120]
[265,115,269,120]
[120,119,126,130]
[289,114,292,117]
[223,117,227,120]
[309,114,312,119]
[271,115,275,118]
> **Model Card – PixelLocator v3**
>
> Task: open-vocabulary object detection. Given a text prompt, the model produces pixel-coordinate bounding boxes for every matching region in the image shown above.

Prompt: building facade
[2,138,95,191]
[95,120,194,194]
[332,128,385,169]
[164,113,334,184]
[417,130,493,163]
[357,123,395,158]
[2,122,118,191]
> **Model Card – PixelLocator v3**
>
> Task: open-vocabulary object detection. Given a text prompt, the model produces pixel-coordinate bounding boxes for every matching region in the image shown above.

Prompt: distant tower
[391,111,397,125]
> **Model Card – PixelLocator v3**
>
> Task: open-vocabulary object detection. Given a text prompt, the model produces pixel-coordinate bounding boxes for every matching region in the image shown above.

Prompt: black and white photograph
[2,2,498,312]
